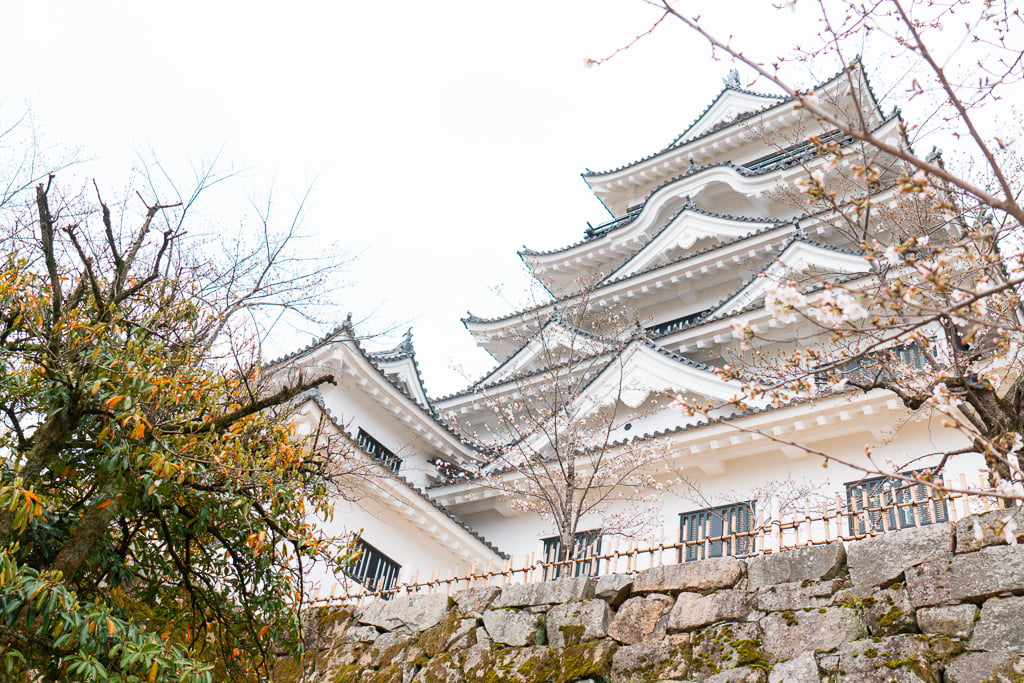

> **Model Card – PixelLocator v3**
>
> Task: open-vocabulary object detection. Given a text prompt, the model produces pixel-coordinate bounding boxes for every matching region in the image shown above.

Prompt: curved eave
[705,238,872,322]
[431,389,908,504]
[522,113,904,295]
[470,319,618,392]
[277,329,486,466]
[464,221,803,361]
[522,203,780,296]
[584,62,888,215]
[292,397,507,562]
[435,350,611,415]
[472,337,747,475]
[659,271,878,356]
[680,86,788,140]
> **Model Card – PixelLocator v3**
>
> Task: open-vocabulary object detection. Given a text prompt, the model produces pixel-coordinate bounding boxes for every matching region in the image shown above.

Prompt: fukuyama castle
[278,64,985,596]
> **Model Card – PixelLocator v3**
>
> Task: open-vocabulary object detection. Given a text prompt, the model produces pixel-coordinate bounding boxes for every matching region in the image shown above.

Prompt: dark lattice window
[542,530,602,579]
[846,473,948,536]
[679,502,755,562]
[356,428,402,473]
[345,538,401,597]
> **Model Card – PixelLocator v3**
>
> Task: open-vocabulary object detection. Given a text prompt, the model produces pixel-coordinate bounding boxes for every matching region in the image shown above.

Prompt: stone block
[945,651,1024,683]
[491,575,595,608]
[836,635,937,682]
[754,579,841,611]
[546,599,611,649]
[667,590,749,632]
[607,594,673,645]
[760,607,866,661]
[863,585,916,636]
[595,573,633,607]
[768,651,818,683]
[970,596,1024,653]
[916,603,977,639]
[689,622,764,679]
[632,557,743,594]
[452,586,500,616]
[704,667,767,682]
[354,593,449,633]
[612,634,690,681]
[411,655,462,683]
[345,624,380,643]
[611,638,673,673]
[956,507,1024,553]
[481,608,542,647]
[560,640,618,681]
[465,645,557,682]
[847,522,953,587]
[905,544,1024,606]
[361,630,417,667]
[746,542,845,589]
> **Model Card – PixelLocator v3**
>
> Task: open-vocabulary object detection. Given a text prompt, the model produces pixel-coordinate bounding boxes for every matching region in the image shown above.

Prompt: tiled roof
[269,319,487,457]
[519,200,783,265]
[434,331,715,411]
[304,392,508,559]
[519,108,898,278]
[700,260,871,326]
[430,389,853,486]
[464,220,798,328]
[582,59,877,179]
[436,316,622,401]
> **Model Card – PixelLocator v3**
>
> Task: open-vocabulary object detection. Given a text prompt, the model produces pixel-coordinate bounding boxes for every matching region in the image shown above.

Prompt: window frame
[345,537,402,597]
[845,472,948,536]
[541,529,603,579]
[678,501,756,563]
[356,427,402,473]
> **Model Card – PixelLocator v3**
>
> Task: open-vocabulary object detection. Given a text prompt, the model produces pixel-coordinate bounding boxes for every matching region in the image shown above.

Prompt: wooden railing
[307,473,1021,607]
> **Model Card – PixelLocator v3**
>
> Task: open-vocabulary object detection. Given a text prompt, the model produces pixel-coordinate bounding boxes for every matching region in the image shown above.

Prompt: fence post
[804,499,813,545]
[772,496,782,553]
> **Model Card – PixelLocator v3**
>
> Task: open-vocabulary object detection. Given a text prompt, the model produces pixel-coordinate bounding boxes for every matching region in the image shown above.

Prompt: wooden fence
[307,473,1021,607]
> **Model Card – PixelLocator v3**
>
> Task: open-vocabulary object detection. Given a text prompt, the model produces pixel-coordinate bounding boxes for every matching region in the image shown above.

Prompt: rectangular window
[679,502,755,562]
[815,342,927,388]
[845,473,948,536]
[345,537,401,597]
[542,530,602,579]
[356,428,402,473]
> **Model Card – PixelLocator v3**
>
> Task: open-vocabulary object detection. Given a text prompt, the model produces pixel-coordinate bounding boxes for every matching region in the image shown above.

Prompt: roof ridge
[275,321,484,455]
[582,60,870,180]
[467,221,797,329]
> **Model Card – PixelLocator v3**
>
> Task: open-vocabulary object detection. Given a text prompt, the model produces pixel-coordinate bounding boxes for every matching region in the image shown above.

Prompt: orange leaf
[148,661,158,682]
[106,617,116,636]
[106,395,124,409]
[257,625,270,638]
[131,421,146,440]
[96,500,113,510]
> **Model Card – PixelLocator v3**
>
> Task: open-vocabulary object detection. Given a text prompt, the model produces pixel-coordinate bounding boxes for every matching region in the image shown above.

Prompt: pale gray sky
[0,2,827,395]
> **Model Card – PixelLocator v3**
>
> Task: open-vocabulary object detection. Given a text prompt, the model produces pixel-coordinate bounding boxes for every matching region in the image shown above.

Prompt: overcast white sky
[0,2,834,395]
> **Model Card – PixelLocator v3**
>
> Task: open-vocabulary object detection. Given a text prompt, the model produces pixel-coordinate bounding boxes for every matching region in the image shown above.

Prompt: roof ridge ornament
[723,68,741,89]
[398,327,415,354]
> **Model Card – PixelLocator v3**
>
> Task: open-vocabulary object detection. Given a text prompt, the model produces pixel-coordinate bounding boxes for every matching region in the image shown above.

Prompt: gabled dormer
[707,238,872,321]
[674,72,787,142]
[581,62,888,216]
[367,329,431,409]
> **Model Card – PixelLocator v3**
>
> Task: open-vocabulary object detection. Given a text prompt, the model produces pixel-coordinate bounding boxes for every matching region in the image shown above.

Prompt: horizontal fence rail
[308,473,1022,607]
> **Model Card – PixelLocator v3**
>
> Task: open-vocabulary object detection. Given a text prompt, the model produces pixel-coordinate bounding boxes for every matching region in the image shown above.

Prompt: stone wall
[282,506,1024,682]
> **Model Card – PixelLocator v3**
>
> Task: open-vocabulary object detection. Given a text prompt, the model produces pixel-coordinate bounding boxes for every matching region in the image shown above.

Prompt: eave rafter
[430,389,909,509]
